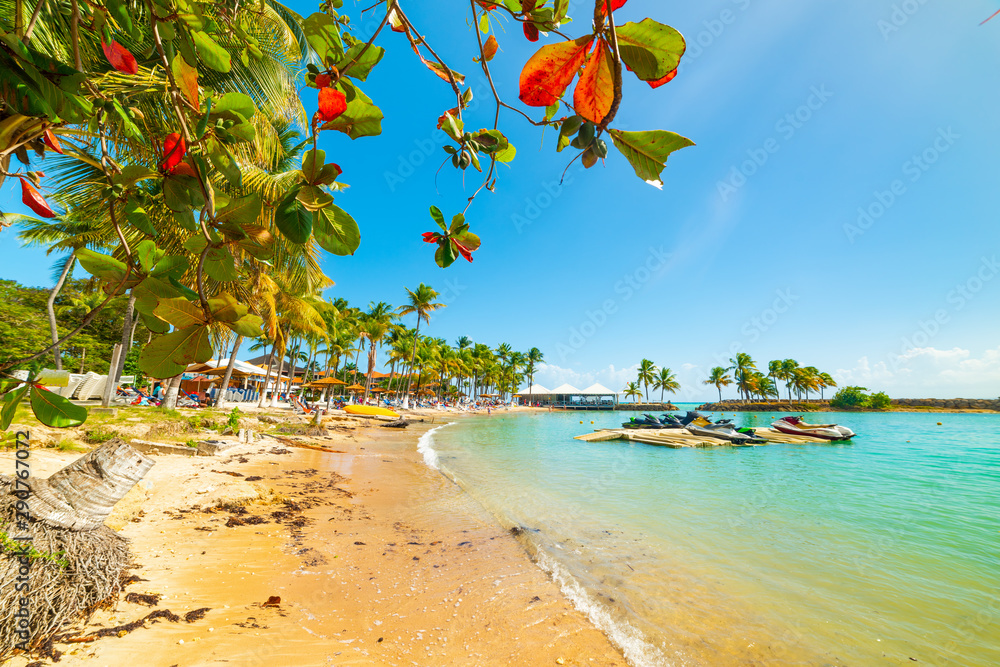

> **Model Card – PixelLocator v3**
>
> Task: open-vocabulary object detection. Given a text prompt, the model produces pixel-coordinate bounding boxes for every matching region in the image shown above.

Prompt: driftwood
[0,439,154,658]
[27,439,154,531]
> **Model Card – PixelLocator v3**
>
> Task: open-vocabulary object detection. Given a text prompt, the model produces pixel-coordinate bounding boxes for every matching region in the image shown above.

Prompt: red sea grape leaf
[523,23,539,42]
[19,177,56,218]
[315,73,331,88]
[482,35,499,62]
[648,67,679,89]
[318,88,347,122]
[171,55,199,107]
[518,36,594,108]
[162,133,187,172]
[102,40,138,75]
[573,40,615,123]
[43,129,64,154]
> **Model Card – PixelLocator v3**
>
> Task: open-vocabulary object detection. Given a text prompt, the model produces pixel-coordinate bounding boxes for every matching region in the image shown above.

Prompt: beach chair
[58,373,87,398]
[70,372,99,400]
[78,375,108,401]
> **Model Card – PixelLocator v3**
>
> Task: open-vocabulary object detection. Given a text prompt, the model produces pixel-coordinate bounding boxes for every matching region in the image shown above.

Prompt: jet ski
[772,416,855,441]
[622,415,667,429]
[686,417,766,445]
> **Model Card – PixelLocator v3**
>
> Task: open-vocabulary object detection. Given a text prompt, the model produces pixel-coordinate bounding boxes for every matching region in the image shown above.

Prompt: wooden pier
[574,427,833,447]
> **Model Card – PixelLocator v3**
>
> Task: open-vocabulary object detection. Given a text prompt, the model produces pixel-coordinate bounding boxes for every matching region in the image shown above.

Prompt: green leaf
[336,43,385,81]
[116,165,159,187]
[303,13,345,65]
[216,193,261,225]
[153,297,207,328]
[30,387,88,428]
[429,206,446,232]
[204,248,240,282]
[296,185,334,212]
[313,205,361,256]
[124,198,156,236]
[616,19,686,82]
[274,189,312,244]
[139,311,171,334]
[76,248,127,281]
[208,143,243,188]
[139,325,213,378]
[0,384,28,430]
[609,129,695,188]
[435,240,457,268]
[136,239,157,274]
[211,92,256,120]
[208,293,247,322]
[149,255,189,279]
[168,276,201,301]
[0,378,21,396]
[302,149,325,183]
[225,314,263,337]
[320,84,383,139]
[192,30,232,73]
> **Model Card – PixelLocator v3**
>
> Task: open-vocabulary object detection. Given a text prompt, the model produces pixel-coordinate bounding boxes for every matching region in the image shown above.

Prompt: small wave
[534,550,672,667]
[416,422,454,469]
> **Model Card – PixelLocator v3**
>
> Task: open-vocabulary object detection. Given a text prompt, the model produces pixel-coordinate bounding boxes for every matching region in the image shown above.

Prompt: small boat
[344,405,400,418]
[772,416,855,441]
[686,417,765,445]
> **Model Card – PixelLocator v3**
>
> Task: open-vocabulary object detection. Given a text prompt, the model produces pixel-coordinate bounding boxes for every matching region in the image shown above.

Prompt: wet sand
[5,419,625,666]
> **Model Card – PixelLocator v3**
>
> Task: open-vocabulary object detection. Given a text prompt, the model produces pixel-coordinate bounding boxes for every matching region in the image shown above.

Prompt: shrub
[829,386,870,409]
[868,392,892,410]
[83,426,117,444]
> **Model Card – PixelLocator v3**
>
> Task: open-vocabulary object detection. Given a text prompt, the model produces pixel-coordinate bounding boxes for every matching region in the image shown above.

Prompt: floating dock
[574,428,833,447]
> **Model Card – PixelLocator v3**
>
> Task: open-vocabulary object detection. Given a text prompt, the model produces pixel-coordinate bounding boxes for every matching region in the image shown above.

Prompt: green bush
[830,386,892,410]
[83,426,117,444]
[829,386,870,408]
[868,392,891,410]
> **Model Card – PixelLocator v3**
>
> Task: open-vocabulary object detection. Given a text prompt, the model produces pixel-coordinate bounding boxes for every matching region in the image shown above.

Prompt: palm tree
[455,336,472,351]
[524,347,544,405]
[623,382,642,404]
[653,367,680,404]
[818,372,837,400]
[728,353,757,402]
[361,301,396,403]
[767,360,783,403]
[704,366,732,402]
[780,359,800,401]
[397,284,445,407]
[637,359,657,403]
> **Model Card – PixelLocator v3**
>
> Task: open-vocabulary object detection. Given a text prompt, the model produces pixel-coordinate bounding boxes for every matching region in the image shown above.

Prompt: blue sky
[3,0,999,398]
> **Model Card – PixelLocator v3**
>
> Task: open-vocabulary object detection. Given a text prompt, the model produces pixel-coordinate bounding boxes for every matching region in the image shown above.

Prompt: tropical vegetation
[706,355,839,403]
[0,0,692,431]
[624,359,680,404]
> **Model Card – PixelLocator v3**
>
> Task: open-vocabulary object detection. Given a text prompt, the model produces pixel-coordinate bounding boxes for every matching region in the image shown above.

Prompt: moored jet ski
[772,416,855,441]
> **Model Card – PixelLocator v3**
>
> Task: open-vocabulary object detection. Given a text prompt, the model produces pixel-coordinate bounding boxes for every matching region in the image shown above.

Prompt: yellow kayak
[344,405,400,418]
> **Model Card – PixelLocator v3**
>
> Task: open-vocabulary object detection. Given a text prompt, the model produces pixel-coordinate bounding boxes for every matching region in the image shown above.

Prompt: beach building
[516,383,619,410]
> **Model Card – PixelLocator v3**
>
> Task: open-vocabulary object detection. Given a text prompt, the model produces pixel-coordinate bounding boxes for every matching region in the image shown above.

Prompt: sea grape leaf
[304,13,345,64]
[34,369,69,387]
[274,189,312,244]
[337,43,385,81]
[150,255,189,279]
[208,143,243,188]
[302,149,325,183]
[313,205,360,256]
[216,193,261,225]
[225,314,264,337]
[211,92,256,120]
[171,53,199,107]
[616,19,686,83]
[0,385,28,430]
[320,84,383,139]
[574,41,614,123]
[204,248,240,282]
[136,239,158,273]
[518,36,593,107]
[140,310,171,334]
[139,324,213,378]
[208,293,247,322]
[297,185,334,212]
[30,387,88,428]
[124,198,156,236]
[153,297,207,328]
[76,248,127,282]
[609,129,695,189]
[192,31,231,73]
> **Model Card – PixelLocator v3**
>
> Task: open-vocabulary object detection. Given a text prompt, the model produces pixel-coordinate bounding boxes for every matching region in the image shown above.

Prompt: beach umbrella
[312,376,347,385]
[345,384,366,391]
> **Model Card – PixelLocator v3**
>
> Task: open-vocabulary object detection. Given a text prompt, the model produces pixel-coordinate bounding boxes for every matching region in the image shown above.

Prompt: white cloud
[834,347,1000,398]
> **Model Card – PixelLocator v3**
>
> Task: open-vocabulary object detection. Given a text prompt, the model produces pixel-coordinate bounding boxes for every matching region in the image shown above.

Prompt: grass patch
[0,530,69,567]
[83,426,117,444]
[53,438,85,452]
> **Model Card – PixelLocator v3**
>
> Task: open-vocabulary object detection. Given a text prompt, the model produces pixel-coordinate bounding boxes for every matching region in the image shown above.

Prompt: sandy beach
[3,412,625,666]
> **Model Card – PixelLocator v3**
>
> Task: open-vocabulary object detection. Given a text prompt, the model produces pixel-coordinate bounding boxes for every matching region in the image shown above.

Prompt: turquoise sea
[419,406,1000,666]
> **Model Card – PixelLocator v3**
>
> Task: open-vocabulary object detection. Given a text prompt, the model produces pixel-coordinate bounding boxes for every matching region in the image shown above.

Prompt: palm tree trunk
[258,343,275,408]
[718,385,722,402]
[103,291,136,408]
[162,373,183,409]
[47,253,75,371]
[215,335,243,409]
[403,320,421,407]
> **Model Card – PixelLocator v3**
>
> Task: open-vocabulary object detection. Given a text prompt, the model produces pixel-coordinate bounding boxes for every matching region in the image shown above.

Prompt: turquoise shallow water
[422,406,1000,666]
